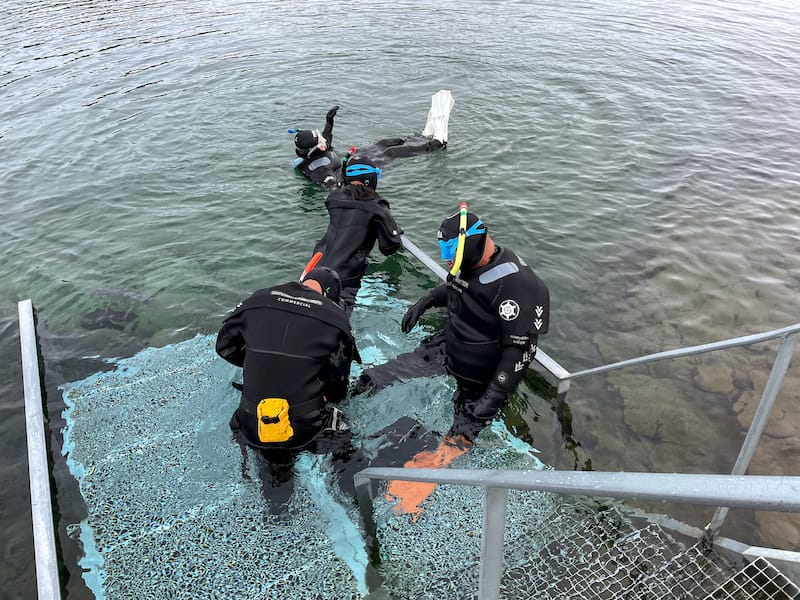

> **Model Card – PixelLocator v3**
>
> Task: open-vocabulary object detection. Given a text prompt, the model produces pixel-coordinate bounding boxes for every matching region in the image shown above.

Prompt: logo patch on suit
[498,299,520,321]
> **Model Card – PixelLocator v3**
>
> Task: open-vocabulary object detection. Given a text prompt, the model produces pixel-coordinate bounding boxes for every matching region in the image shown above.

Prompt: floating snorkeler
[354,203,551,518]
[290,90,454,189]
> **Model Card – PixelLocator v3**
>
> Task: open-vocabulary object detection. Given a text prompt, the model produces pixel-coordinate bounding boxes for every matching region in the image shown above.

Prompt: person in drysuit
[292,105,343,190]
[215,267,362,512]
[309,154,403,314]
[291,90,454,189]
[356,205,551,442]
[353,205,550,518]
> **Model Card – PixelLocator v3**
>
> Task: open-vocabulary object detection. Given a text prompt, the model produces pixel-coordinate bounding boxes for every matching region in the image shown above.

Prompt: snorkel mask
[437,203,487,276]
[343,155,381,190]
[289,128,327,158]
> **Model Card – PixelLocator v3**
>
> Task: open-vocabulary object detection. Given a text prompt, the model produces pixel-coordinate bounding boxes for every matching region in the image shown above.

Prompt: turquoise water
[3,0,800,596]
[57,280,550,599]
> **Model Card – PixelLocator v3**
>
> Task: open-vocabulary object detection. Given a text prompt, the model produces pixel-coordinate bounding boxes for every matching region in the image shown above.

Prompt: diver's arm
[471,336,538,420]
[400,285,447,333]
[322,105,339,148]
[376,210,404,256]
[215,313,246,367]
[320,336,354,404]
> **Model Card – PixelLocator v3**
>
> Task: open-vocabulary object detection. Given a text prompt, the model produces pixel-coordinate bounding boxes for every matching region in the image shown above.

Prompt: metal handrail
[18,299,62,600]
[393,235,800,596]
[354,468,800,600]
[355,468,800,513]
[566,322,800,381]
[560,325,800,540]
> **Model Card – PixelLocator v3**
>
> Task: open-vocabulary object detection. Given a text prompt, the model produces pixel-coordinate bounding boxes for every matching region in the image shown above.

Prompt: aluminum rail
[400,234,571,388]
[705,331,799,539]
[18,299,62,600]
[566,322,800,381]
[355,469,800,512]
[354,468,800,600]
[560,323,800,539]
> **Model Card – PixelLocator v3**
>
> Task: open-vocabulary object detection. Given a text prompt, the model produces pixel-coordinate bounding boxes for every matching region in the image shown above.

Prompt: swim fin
[385,434,471,521]
[422,90,455,144]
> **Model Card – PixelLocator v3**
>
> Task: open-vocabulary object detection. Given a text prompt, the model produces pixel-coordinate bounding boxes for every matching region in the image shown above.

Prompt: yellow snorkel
[449,202,469,277]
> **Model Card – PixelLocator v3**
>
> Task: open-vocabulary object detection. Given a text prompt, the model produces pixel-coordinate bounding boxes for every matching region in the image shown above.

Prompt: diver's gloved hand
[471,383,508,421]
[401,286,447,333]
[326,105,340,120]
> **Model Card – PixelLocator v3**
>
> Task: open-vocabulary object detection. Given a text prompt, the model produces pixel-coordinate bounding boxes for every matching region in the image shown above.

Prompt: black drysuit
[215,281,360,451]
[355,246,550,440]
[312,184,403,311]
[293,108,444,189]
[294,109,343,189]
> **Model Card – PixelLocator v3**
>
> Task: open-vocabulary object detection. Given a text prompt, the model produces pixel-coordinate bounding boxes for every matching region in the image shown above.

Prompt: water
[3,0,800,596]
[54,284,550,599]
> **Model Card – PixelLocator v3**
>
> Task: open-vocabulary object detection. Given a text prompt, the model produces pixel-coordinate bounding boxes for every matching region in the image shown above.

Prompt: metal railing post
[19,299,62,600]
[479,486,508,600]
[705,332,799,539]
[354,467,800,596]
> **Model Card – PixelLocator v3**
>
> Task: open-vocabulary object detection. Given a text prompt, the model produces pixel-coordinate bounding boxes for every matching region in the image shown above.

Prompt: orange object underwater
[386,435,471,521]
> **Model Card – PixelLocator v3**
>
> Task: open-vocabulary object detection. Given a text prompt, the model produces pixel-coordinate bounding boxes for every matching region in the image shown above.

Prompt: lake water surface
[3,0,800,596]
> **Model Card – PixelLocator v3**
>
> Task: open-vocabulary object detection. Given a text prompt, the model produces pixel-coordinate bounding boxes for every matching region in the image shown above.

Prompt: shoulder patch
[479,261,519,284]
[498,299,520,321]
[308,155,332,171]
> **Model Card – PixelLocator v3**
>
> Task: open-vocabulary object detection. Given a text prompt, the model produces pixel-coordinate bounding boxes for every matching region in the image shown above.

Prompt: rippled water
[3,0,800,596]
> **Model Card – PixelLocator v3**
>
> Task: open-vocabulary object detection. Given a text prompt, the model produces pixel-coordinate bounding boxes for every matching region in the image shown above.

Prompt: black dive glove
[326,105,339,121]
[471,383,508,421]
[401,285,447,333]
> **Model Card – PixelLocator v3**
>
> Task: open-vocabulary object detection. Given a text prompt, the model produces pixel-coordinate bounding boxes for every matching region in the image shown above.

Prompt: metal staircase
[356,477,800,599]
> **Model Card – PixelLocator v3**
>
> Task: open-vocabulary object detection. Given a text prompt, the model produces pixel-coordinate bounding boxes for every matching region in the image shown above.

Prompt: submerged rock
[80,308,137,331]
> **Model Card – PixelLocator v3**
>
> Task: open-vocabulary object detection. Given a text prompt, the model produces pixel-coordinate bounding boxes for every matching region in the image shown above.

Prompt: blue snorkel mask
[345,163,382,181]
[437,205,487,274]
[438,218,485,261]
[343,155,381,190]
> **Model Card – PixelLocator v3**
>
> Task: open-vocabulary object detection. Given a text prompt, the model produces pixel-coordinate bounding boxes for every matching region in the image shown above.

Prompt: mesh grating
[628,542,734,599]
[706,556,800,600]
[501,510,691,599]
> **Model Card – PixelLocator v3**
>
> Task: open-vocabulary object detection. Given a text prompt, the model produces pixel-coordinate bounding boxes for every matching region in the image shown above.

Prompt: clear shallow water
[3,0,800,596]
[58,279,549,599]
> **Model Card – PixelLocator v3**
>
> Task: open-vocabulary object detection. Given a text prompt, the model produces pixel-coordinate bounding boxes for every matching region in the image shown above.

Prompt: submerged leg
[448,380,494,442]
[256,449,297,515]
[380,138,444,159]
[352,331,447,396]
